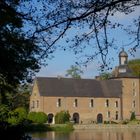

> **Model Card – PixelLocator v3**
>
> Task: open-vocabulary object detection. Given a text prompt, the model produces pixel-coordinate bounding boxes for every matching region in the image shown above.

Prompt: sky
[36,6,140,79]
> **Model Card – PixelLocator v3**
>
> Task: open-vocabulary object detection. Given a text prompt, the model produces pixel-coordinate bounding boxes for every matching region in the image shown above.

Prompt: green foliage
[28,112,48,124]
[0,104,9,122]
[0,84,31,111]
[7,107,27,125]
[65,65,83,79]
[0,0,41,104]
[50,123,74,132]
[55,111,70,124]
[130,112,136,121]
[128,59,140,76]
[25,123,49,132]
[99,72,111,80]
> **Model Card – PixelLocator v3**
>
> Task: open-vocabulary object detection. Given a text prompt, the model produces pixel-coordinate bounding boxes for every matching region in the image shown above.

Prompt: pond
[31,129,140,140]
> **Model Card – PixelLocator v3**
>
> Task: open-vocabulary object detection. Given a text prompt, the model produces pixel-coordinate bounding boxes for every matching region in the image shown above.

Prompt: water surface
[31,129,140,140]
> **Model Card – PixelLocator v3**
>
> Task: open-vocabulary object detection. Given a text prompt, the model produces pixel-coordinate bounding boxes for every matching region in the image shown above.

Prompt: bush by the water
[28,112,48,124]
[8,107,27,125]
[55,111,70,124]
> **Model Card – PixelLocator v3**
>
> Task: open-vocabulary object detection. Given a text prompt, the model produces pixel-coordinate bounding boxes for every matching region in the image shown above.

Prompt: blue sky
[36,48,140,79]
[36,7,140,79]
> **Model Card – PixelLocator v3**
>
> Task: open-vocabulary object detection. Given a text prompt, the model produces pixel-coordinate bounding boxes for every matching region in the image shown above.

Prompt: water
[31,129,140,140]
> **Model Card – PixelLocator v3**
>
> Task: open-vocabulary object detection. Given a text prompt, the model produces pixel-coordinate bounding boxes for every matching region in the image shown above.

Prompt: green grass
[50,123,74,132]
[25,123,74,132]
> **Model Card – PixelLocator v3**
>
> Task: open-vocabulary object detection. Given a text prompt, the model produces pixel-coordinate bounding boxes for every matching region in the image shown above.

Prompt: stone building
[30,49,140,124]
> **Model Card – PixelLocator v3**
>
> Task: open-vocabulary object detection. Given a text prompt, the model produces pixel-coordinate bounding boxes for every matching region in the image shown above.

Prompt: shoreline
[73,124,140,130]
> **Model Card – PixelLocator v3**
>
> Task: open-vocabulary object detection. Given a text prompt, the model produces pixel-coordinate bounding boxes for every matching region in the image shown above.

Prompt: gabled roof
[34,77,122,98]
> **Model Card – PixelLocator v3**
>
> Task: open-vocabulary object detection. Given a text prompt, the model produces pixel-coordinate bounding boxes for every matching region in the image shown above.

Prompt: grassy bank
[25,123,74,132]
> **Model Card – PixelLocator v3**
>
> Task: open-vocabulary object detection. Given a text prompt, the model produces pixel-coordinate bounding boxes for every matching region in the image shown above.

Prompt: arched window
[97,113,103,123]
[73,113,79,123]
[48,113,54,124]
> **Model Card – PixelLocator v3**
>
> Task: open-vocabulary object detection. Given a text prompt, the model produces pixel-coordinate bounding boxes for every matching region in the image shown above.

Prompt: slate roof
[112,65,138,78]
[35,77,122,98]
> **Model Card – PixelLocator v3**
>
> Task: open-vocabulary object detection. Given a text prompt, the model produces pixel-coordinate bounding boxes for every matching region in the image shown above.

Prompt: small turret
[119,48,128,66]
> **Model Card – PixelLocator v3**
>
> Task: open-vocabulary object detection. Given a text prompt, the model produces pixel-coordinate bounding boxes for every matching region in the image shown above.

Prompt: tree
[21,0,140,69]
[99,72,112,80]
[65,65,83,79]
[55,111,70,124]
[5,84,31,110]
[28,112,48,124]
[128,59,140,76]
[0,1,42,103]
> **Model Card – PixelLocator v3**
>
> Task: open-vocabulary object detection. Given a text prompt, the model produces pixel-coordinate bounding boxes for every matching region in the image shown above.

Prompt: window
[74,99,78,107]
[132,81,136,87]
[57,98,61,107]
[132,100,136,108]
[107,111,110,118]
[115,101,118,108]
[37,100,39,108]
[89,99,94,108]
[132,89,136,96]
[115,111,118,120]
[32,101,35,108]
[105,99,109,107]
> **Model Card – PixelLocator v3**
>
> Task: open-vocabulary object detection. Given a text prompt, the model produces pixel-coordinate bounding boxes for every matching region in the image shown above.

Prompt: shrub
[8,107,27,125]
[28,112,48,124]
[55,111,70,124]
[130,112,136,121]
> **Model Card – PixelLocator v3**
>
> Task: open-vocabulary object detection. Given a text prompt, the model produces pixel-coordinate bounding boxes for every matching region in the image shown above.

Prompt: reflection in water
[31,129,140,140]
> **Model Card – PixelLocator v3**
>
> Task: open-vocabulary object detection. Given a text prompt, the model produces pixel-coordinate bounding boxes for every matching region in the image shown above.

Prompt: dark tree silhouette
[0,0,42,104]
[0,1,41,87]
